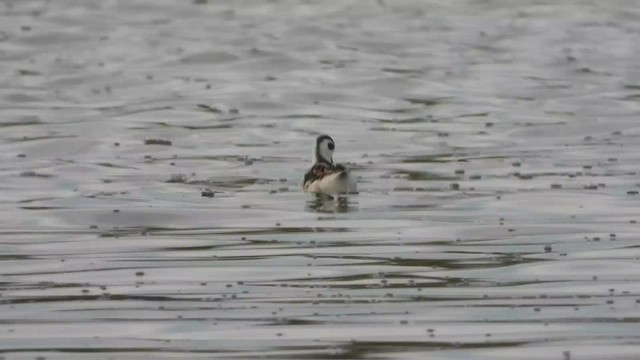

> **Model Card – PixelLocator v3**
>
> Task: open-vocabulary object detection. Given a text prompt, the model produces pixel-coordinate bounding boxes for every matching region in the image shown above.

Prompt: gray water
[1,1,640,359]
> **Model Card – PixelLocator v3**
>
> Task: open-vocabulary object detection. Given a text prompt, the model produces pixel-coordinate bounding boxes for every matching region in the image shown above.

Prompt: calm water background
[1,0,640,359]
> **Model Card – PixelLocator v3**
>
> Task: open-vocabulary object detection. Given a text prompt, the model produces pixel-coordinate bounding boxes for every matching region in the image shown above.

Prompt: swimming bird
[302,134,357,194]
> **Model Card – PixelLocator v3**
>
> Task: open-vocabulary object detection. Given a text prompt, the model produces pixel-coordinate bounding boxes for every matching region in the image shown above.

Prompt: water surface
[1,1,640,359]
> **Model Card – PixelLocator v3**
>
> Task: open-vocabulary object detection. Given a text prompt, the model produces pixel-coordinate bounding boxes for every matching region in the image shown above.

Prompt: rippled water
[2,0,640,359]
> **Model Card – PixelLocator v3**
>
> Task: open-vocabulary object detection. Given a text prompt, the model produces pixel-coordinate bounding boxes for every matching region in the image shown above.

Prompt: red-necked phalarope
[302,134,357,194]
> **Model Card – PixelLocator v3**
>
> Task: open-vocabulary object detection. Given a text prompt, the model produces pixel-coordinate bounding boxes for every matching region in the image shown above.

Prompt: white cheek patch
[317,140,334,164]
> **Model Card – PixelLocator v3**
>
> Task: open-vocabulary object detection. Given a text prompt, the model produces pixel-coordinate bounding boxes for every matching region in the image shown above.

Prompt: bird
[302,134,357,195]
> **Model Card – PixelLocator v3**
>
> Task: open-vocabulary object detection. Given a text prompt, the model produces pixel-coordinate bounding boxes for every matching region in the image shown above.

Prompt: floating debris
[197,104,223,113]
[19,171,53,178]
[168,174,188,183]
[201,188,215,198]
[144,138,172,146]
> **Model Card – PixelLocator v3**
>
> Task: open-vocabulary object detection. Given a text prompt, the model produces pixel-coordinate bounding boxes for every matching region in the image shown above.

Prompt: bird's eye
[328,142,335,150]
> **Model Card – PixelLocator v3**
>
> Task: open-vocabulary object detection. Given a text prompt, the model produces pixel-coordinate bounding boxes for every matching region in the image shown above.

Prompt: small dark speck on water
[144,139,172,146]
[19,171,52,178]
[201,188,215,198]
[135,271,145,277]
[197,104,223,113]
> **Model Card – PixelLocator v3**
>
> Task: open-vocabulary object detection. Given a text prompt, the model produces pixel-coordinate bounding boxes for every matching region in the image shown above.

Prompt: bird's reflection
[305,193,358,213]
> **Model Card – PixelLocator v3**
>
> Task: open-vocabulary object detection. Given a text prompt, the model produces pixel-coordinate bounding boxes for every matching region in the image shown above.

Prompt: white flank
[305,171,357,194]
